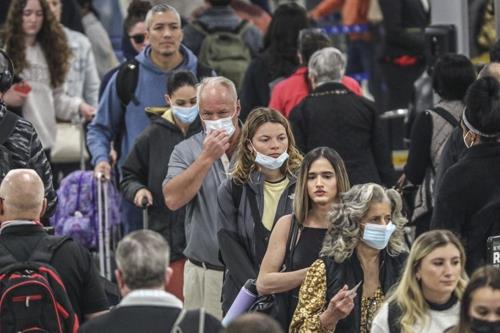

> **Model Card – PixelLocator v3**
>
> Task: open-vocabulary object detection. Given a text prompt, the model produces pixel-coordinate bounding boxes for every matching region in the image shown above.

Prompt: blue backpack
[50,171,121,249]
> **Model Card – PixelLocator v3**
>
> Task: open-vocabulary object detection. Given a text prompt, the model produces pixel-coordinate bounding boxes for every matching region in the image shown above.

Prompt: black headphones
[0,50,14,93]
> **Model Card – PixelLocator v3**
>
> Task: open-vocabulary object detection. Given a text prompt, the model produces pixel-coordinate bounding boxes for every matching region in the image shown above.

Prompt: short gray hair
[145,3,181,29]
[115,230,170,290]
[197,76,238,105]
[308,47,346,84]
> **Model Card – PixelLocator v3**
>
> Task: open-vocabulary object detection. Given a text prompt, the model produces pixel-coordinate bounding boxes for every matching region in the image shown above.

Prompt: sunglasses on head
[129,34,146,44]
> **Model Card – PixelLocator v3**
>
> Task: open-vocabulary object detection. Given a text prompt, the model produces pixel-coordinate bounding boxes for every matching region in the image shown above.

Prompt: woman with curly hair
[2,0,89,157]
[290,183,408,333]
[371,229,468,333]
[256,146,350,329]
[217,107,302,315]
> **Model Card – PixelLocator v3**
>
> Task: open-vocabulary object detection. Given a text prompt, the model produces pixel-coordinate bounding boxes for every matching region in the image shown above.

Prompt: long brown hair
[293,147,350,224]
[3,0,71,88]
[231,107,302,185]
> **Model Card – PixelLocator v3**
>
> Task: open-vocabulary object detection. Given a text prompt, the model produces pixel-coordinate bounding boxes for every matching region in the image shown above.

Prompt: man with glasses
[163,76,241,319]
[87,4,212,233]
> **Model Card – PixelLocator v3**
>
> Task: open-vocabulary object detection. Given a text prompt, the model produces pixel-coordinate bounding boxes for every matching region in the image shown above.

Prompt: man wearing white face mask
[163,76,242,319]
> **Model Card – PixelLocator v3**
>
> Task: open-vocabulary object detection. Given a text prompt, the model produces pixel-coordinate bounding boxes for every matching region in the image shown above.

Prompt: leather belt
[188,258,225,272]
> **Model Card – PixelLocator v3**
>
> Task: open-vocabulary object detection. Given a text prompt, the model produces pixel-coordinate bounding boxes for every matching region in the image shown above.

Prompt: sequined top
[290,259,330,333]
[290,259,385,333]
[360,287,384,333]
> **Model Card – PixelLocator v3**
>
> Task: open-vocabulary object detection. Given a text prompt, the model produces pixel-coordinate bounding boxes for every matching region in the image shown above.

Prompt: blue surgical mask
[172,104,199,124]
[255,150,289,170]
[470,318,500,333]
[361,222,396,250]
[204,115,236,137]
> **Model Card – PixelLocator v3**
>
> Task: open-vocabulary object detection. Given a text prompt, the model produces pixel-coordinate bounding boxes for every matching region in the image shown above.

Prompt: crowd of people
[1,0,500,333]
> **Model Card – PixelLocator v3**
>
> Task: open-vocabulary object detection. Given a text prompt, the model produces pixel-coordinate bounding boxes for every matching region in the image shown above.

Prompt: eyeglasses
[129,34,146,44]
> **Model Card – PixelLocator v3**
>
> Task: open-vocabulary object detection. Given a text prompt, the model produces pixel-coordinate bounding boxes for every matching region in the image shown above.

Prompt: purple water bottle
[222,279,258,326]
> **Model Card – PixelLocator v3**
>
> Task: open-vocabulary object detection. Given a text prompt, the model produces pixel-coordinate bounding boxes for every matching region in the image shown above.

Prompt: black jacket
[217,173,296,313]
[434,126,466,193]
[120,110,202,261]
[291,250,407,332]
[379,0,429,58]
[290,82,395,186]
[431,143,500,274]
[0,105,57,217]
[78,306,222,333]
[323,252,407,332]
[239,52,297,121]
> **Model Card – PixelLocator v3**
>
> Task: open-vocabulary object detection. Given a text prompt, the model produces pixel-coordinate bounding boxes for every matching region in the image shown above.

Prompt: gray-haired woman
[290,183,408,333]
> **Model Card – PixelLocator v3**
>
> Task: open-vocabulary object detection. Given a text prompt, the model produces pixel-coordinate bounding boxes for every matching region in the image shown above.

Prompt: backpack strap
[282,215,300,271]
[116,58,140,107]
[0,242,18,268]
[428,107,459,127]
[191,19,249,35]
[387,300,402,333]
[196,61,213,80]
[0,235,70,268]
[230,180,244,212]
[29,236,71,263]
[0,110,18,145]
[171,308,187,333]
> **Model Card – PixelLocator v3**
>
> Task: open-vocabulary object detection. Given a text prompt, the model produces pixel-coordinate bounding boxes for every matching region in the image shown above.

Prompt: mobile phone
[13,81,32,94]
[347,281,362,298]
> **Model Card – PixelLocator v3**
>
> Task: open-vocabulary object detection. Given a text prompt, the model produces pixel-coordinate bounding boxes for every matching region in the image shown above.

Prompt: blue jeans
[346,39,376,95]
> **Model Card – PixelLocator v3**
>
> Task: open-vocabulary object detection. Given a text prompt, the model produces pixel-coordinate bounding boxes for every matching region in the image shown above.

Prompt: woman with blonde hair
[371,229,468,333]
[256,146,351,328]
[290,183,408,333]
[448,265,500,333]
[217,107,302,315]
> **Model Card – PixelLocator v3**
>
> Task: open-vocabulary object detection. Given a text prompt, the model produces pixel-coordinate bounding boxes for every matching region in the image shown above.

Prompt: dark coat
[379,0,429,58]
[434,126,466,193]
[78,306,222,333]
[290,82,395,186]
[431,143,500,274]
[217,172,296,313]
[239,52,297,121]
[120,110,202,261]
[323,251,407,332]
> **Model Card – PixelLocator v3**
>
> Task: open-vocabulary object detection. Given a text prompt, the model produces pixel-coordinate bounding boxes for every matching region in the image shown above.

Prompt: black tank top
[286,226,327,325]
[291,226,327,271]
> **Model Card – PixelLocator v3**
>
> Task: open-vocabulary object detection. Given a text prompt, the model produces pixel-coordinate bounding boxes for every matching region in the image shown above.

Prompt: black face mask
[470,318,500,333]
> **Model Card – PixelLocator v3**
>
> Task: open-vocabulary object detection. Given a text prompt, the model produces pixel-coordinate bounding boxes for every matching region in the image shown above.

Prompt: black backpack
[111,59,213,159]
[0,236,79,333]
[0,110,18,182]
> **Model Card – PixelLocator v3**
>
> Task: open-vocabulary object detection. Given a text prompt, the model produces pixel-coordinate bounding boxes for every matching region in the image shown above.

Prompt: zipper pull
[25,296,30,308]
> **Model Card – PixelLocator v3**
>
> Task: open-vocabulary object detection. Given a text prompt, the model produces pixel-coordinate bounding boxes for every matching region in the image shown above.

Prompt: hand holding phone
[347,281,362,298]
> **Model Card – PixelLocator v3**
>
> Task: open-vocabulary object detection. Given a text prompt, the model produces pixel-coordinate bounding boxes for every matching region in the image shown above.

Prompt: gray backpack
[192,20,251,90]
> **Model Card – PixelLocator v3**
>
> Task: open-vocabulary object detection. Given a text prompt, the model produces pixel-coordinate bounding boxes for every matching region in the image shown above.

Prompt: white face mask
[204,115,236,137]
[254,150,289,170]
[361,222,396,250]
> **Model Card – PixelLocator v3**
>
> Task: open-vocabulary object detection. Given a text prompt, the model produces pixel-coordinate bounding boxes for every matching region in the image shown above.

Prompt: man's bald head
[0,169,45,221]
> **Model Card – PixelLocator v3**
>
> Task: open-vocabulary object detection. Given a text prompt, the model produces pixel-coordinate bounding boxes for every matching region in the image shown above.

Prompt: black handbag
[247,216,300,320]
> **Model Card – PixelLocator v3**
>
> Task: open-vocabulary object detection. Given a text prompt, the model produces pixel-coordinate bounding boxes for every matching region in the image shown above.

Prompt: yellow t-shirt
[262,177,289,231]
